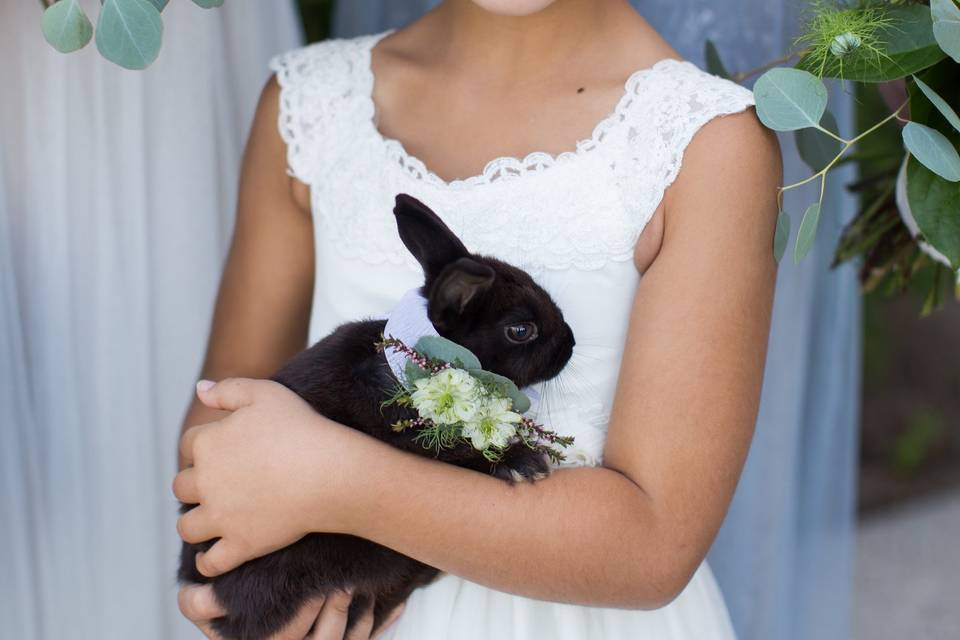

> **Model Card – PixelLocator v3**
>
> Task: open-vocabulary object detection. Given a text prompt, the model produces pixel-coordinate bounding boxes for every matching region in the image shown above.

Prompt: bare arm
[178,77,315,469]
[177,109,783,609]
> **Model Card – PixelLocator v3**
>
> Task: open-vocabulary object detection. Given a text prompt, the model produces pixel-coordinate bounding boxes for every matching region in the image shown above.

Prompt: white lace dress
[270,32,755,640]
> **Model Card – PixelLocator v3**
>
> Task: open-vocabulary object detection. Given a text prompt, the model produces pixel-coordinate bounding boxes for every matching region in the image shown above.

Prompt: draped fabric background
[0,2,301,638]
[333,3,860,640]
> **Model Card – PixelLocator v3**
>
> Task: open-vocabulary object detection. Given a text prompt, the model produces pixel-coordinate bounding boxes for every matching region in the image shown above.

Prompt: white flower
[462,396,522,450]
[411,368,480,425]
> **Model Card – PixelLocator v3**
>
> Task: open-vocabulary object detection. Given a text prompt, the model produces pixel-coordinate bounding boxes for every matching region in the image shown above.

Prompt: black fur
[179,194,575,639]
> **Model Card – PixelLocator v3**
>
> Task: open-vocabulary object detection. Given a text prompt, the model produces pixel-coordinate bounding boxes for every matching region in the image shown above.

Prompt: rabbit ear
[429,258,496,327]
[394,194,469,276]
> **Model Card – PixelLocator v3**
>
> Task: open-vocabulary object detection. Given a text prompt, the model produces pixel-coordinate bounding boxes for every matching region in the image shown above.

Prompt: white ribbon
[382,288,440,383]
[382,288,540,412]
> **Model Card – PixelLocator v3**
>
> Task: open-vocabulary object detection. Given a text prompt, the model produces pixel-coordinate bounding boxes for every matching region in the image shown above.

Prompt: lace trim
[269,34,386,186]
[612,67,757,245]
[361,55,692,189]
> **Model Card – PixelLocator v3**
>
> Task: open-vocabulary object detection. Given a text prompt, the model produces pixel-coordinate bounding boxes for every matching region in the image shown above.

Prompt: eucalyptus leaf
[797,5,946,82]
[932,0,960,63]
[42,0,93,54]
[466,369,531,414]
[403,360,430,387]
[192,0,225,7]
[704,40,730,79]
[753,68,828,131]
[913,75,960,134]
[902,121,960,182]
[795,110,844,171]
[795,202,822,263]
[146,0,169,11]
[414,336,482,370]
[96,0,163,70]
[907,156,960,268]
[774,210,791,263]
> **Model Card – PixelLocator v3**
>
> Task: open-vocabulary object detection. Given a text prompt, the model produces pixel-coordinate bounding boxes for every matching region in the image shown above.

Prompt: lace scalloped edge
[269,50,314,185]
[382,58,693,190]
[626,94,758,235]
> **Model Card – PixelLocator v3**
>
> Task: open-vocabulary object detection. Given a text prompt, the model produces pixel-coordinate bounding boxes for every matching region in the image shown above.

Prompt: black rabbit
[178,194,576,639]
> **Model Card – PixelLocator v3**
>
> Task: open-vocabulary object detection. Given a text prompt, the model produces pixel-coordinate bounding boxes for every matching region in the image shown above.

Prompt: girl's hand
[173,378,373,577]
[178,584,405,640]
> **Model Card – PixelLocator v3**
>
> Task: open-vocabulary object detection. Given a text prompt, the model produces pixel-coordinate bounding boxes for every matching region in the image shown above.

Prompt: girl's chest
[314,146,641,277]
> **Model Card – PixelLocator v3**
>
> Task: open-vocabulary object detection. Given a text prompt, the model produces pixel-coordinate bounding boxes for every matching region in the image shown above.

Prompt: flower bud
[830,31,862,58]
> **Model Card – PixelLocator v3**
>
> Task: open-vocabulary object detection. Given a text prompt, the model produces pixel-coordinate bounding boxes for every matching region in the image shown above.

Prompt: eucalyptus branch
[39,0,53,9]
[779,99,909,198]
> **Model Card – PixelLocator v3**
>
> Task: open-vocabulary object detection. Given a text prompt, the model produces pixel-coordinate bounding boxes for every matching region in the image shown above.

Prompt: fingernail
[196,380,215,393]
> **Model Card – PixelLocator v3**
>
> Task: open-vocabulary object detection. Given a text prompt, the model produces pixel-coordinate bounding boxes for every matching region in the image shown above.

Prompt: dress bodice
[269,32,755,467]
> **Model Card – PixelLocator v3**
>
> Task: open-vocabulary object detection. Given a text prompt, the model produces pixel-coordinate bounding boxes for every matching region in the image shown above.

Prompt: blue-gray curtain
[332,3,859,640]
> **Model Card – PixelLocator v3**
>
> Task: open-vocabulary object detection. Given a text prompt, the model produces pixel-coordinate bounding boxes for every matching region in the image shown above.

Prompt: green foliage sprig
[712,0,960,311]
[39,0,225,70]
[376,335,574,466]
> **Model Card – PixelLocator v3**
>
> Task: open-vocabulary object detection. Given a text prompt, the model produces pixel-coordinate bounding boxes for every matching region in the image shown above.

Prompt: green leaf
[907,156,960,268]
[403,360,430,386]
[797,5,946,82]
[913,75,960,134]
[42,0,93,54]
[753,68,828,131]
[704,40,730,79]
[466,369,531,414]
[794,202,822,263]
[795,110,844,172]
[413,336,482,370]
[146,0,169,11]
[96,0,163,70]
[902,122,960,182]
[192,0,225,7]
[774,210,791,263]
[932,0,960,63]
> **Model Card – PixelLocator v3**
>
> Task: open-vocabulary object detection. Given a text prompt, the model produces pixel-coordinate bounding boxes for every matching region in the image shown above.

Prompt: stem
[38,0,53,8]
[848,99,909,145]
[732,50,808,83]
[815,124,847,144]
[779,99,910,195]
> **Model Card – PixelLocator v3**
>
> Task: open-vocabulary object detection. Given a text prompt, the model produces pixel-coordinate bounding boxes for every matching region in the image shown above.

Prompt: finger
[196,377,259,412]
[172,467,200,504]
[177,506,220,544]
[371,603,405,640]
[178,584,227,623]
[343,599,374,640]
[179,423,213,465]
[195,539,248,578]
[272,596,326,640]
[310,590,352,640]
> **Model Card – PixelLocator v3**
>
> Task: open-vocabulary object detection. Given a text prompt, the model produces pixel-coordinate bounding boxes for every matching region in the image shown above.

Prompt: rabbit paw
[493,448,551,483]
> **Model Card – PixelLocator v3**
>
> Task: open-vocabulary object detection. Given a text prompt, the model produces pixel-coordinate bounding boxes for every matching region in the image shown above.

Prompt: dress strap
[610,62,756,233]
[269,33,388,186]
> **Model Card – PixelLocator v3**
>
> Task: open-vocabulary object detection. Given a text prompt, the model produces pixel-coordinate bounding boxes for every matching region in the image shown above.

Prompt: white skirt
[382,562,737,639]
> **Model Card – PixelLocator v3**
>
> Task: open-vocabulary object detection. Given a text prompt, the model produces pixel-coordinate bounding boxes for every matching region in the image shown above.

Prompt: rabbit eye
[505,322,539,344]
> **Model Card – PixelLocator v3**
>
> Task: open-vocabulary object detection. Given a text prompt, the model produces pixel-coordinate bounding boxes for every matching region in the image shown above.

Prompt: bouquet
[377,335,574,465]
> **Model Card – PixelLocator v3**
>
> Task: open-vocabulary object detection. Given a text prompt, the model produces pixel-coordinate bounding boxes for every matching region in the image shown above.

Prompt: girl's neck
[421,0,635,82]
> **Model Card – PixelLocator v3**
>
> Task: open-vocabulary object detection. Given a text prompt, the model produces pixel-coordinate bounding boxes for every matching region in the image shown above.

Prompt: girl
[173,0,782,638]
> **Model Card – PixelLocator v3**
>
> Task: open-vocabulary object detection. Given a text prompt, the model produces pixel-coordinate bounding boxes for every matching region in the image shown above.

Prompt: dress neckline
[357,31,689,189]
